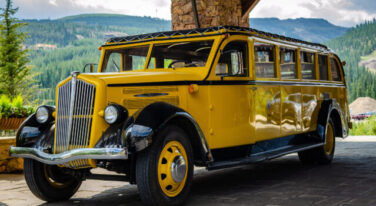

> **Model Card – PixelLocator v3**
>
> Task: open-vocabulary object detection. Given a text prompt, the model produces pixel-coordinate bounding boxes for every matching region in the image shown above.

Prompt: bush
[0,95,35,118]
[350,115,376,136]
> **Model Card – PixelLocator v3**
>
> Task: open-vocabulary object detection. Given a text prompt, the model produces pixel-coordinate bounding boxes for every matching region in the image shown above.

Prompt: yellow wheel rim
[157,141,188,197]
[324,123,334,155]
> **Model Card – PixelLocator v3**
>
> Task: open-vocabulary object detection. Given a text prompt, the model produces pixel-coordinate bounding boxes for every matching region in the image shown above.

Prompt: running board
[207,143,324,171]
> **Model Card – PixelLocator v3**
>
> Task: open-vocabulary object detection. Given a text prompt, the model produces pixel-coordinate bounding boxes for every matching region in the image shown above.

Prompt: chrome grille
[55,76,96,168]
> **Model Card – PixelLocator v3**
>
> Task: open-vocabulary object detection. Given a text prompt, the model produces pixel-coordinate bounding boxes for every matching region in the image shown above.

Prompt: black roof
[106,25,329,51]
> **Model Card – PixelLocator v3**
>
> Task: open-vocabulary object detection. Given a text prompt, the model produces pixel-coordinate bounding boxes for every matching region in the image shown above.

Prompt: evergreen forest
[326,19,376,102]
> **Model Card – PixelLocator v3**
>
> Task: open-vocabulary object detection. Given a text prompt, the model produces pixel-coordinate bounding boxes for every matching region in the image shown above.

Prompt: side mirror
[342,61,346,66]
[83,63,97,73]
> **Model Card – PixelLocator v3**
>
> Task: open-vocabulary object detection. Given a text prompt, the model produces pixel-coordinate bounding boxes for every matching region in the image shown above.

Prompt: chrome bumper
[9,146,128,165]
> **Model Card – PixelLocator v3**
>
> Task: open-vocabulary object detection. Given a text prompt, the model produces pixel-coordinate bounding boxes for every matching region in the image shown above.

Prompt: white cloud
[250,0,376,27]
[2,0,375,27]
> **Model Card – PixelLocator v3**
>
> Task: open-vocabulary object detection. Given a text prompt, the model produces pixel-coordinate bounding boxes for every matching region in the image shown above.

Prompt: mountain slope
[326,19,376,102]
[250,18,348,43]
[59,13,170,29]
[21,14,348,47]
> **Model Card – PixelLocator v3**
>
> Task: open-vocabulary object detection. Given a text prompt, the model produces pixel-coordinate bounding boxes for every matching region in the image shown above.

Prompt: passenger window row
[253,42,342,82]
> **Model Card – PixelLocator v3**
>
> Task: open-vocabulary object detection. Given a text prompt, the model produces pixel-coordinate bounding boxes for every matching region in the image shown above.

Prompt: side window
[301,52,315,80]
[330,57,342,81]
[215,41,248,76]
[280,48,296,79]
[318,55,328,80]
[254,42,275,78]
[104,52,121,72]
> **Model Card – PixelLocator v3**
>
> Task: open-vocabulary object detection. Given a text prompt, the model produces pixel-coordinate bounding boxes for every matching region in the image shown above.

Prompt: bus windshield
[102,46,150,72]
[101,40,214,72]
[147,40,214,69]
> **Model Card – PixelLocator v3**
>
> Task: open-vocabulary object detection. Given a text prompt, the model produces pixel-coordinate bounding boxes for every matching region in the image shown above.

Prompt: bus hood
[79,70,205,86]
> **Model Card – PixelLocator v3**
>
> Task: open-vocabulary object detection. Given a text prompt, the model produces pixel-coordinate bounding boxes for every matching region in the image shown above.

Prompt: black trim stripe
[107,80,346,88]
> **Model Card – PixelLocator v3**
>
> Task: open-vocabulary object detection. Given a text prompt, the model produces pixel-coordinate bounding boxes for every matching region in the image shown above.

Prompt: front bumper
[9,146,128,165]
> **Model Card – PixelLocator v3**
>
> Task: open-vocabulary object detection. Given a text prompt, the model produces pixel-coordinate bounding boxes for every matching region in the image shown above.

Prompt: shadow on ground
[34,141,376,206]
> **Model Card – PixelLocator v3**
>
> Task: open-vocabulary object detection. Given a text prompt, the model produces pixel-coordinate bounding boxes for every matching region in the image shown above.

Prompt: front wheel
[136,125,194,206]
[24,159,82,202]
[298,119,336,165]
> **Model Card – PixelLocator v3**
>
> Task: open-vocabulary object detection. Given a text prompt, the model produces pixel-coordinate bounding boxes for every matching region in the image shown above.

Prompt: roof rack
[105,25,329,52]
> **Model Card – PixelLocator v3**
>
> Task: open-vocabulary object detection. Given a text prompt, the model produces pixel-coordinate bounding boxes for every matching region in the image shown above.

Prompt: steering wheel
[168,60,197,68]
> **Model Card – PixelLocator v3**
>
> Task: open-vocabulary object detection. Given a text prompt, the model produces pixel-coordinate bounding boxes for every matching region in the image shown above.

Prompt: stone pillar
[171,0,258,30]
[0,137,23,173]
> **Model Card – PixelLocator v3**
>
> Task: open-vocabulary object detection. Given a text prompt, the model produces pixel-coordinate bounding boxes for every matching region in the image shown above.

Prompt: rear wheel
[298,119,336,165]
[24,159,82,202]
[136,125,194,206]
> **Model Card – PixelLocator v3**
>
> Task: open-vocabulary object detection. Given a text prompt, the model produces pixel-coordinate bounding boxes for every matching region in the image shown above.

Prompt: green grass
[350,115,376,136]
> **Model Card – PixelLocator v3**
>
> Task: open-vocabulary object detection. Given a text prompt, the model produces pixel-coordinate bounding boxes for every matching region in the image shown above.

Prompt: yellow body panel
[53,30,350,167]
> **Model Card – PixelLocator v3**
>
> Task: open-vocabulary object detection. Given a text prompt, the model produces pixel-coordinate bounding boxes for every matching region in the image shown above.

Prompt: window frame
[253,40,278,80]
[215,40,249,77]
[329,56,343,82]
[279,47,298,80]
[300,50,317,81]
[318,54,330,81]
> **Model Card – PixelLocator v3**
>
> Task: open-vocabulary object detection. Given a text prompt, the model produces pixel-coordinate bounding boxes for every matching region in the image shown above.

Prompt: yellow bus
[11,26,351,205]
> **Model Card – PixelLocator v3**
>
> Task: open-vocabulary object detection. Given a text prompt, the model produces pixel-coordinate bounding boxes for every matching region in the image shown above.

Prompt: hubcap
[171,156,186,183]
[158,141,188,197]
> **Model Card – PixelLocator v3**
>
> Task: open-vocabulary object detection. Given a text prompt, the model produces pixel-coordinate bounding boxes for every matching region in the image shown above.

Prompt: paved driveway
[1,136,376,206]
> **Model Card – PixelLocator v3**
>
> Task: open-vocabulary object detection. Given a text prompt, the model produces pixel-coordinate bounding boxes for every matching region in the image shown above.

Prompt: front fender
[16,114,54,148]
[95,102,213,164]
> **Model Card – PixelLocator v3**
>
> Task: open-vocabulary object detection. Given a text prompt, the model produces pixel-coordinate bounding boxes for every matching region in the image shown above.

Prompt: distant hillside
[326,19,376,101]
[21,14,170,47]
[21,14,348,47]
[21,14,353,103]
[250,18,348,43]
[59,13,170,29]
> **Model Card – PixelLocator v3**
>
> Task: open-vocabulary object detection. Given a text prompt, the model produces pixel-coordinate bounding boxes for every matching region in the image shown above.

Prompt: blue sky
[3,0,376,27]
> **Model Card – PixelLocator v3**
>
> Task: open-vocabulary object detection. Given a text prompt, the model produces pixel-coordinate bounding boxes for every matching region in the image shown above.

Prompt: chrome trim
[9,146,128,165]
[55,74,96,168]
[126,124,153,152]
[66,73,77,151]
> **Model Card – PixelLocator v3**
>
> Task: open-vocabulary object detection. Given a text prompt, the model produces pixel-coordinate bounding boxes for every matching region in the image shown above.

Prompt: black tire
[136,125,194,206]
[298,119,336,165]
[24,159,82,202]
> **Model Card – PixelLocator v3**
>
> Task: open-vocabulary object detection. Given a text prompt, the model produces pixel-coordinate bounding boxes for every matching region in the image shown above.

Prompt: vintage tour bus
[10,26,351,205]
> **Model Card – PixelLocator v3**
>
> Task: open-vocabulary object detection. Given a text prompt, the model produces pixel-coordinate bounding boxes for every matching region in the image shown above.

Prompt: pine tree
[0,0,36,102]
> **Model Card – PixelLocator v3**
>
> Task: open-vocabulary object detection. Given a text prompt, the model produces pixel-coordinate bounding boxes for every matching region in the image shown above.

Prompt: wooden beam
[190,0,200,28]
[241,0,260,20]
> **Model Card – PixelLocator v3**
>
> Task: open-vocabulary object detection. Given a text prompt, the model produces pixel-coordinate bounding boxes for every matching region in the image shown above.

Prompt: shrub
[0,95,35,118]
[350,115,376,136]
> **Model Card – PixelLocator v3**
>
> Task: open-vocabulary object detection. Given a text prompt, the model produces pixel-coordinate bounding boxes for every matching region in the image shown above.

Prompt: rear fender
[317,99,348,140]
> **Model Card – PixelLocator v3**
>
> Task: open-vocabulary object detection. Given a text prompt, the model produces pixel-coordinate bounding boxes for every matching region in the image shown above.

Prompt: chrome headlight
[104,104,128,125]
[35,106,50,124]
